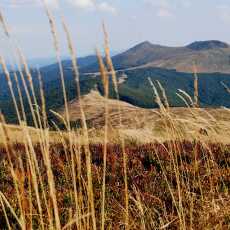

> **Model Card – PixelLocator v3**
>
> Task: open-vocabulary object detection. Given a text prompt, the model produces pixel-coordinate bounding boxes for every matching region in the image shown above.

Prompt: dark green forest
[1,65,230,125]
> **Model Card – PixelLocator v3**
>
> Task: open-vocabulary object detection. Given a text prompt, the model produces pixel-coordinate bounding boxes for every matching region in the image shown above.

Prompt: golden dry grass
[0,3,229,230]
[2,90,230,145]
[57,90,230,144]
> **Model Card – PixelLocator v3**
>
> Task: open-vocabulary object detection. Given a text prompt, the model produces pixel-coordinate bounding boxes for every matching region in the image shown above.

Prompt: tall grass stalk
[103,24,129,229]
[148,78,187,228]
[0,11,52,227]
[61,16,96,230]
[0,8,40,128]
[0,4,229,230]
[42,0,70,131]
[11,67,27,123]
[0,114,26,229]
[96,49,109,230]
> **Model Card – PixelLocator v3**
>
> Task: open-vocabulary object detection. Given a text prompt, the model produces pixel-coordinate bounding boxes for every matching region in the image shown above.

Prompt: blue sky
[1,0,230,59]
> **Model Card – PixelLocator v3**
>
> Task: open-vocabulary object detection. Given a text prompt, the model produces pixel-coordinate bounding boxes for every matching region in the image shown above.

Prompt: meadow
[0,2,229,230]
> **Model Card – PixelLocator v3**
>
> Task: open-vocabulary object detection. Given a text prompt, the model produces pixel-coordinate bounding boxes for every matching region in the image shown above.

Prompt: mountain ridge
[1,40,230,124]
[186,40,229,50]
[81,40,230,74]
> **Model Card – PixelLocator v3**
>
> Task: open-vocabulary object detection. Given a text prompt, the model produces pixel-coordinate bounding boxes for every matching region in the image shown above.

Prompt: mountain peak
[138,41,152,46]
[130,41,153,50]
[186,40,229,51]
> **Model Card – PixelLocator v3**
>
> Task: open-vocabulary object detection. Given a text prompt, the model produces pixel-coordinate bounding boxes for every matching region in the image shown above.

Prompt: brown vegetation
[0,3,229,230]
[0,141,229,229]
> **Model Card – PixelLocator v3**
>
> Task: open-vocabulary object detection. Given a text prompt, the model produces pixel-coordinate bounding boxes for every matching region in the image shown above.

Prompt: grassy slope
[2,89,230,144]
[55,90,230,144]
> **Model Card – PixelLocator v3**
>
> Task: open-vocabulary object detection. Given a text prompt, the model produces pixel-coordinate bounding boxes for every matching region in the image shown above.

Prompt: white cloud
[1,0,59,9]
[68,0,94,9]
[1,0,117,14]
[68,0,117,14]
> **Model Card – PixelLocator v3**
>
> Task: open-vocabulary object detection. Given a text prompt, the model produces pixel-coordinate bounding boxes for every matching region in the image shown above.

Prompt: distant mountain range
[29,40,230,74]
[81,40,230,74]
[1,40,230,125]
[0,57,58,73]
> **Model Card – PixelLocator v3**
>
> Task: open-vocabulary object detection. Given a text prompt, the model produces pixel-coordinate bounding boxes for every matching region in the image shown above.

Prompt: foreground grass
[0,139,229,229]
[0,3,229,229]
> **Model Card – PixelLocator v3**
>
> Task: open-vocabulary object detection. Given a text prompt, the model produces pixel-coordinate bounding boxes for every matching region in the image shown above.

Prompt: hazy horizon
[1,0,230,59]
